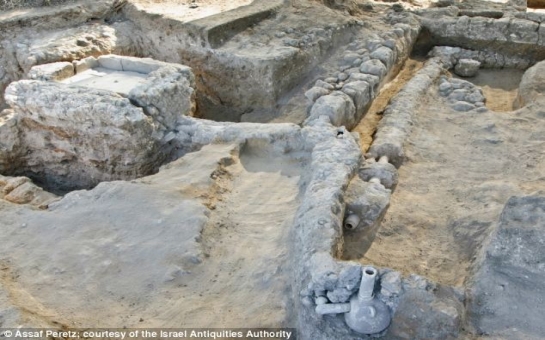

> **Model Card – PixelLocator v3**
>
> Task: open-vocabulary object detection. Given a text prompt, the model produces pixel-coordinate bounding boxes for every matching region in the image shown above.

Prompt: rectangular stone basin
[61,67,148,97]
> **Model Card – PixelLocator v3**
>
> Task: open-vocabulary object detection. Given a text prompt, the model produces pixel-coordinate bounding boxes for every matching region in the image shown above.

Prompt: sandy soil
[353,57,425,152]
[146,144,303,328]
[454,69,524,112]
[361,77,545,287]
[130,0,254,23]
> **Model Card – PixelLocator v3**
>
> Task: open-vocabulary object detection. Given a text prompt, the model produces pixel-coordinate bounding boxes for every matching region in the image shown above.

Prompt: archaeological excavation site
[2,0,545,338]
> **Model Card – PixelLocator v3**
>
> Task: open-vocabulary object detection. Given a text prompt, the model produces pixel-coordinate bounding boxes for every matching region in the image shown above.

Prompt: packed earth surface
[1,0,545,339]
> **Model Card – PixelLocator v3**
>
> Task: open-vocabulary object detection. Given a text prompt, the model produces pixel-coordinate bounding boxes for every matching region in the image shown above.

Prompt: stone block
[308,92,356,128]
[454,59,480,77]
[28,62,74,81]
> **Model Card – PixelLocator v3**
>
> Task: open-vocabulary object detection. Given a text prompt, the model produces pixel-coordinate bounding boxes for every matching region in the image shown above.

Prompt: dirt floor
[0,143,303,328]
[131,0,254,22]
[361,71,545,287]
[152,143,304,328]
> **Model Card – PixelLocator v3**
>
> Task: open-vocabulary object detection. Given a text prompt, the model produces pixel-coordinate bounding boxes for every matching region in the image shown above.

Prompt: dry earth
[2,0,545,338]
[363,69,545,287]
[0,143,304,328]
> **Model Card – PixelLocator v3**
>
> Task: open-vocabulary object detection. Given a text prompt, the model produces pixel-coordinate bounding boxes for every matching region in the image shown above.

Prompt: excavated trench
[4,0,545,337]
[175,140,307,328]
[0,138,307,328]
[1,1,316,326]
[353,56,425,153]
[360,74,544,286]
[0,0,364,196]
[340,54,426,262]
[135,140,307,328]
[345,47,545,287]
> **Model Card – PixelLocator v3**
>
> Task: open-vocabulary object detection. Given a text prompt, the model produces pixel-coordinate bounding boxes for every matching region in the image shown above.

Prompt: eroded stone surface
[2,56,196,191]
[4,80,160,191]
[28,61,74,81]
[516,59,545,108]
[0,175,58,208]
[454,58,481,77]
[1,0,545,338]
[468,196,545,339]
[438,76,486,112]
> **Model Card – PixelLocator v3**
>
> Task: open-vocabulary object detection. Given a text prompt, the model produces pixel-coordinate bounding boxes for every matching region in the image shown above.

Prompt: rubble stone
[307,92,356,128]
[454,59,481,77]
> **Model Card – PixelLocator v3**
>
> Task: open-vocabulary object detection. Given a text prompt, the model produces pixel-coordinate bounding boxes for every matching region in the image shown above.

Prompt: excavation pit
[1,55,196,193]
[350,50,545,292]
[3,1,545,339]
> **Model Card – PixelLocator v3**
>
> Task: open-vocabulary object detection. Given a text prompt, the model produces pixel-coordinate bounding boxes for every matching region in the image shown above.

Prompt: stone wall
[305,21,420,130]
[294,50,466,339]
[421,15,545,63]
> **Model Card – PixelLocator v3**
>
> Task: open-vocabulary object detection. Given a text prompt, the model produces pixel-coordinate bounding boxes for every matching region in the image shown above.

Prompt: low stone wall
[421,15,545,63]
[292,48,468,339]
[430,45,533,69]
[368,57,445,167]
[304,21,420,130]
